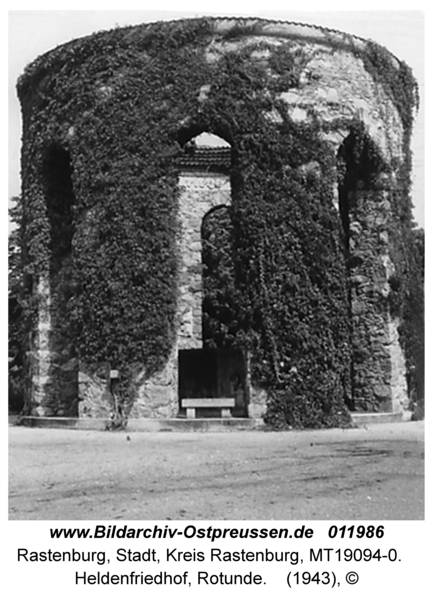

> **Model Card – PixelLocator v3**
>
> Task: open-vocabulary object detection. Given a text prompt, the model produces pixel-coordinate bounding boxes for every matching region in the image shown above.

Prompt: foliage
[361,41,419,131]
[397,227,424,417]
[8,197,25,412]
[16,17,421,426]
[202,207,239,348]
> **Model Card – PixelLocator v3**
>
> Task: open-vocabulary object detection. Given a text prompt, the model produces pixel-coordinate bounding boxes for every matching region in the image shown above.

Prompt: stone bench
[181,398,235,419]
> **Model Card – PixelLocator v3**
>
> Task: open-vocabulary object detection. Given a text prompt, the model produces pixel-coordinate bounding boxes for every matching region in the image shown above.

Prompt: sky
[8,7,425,226]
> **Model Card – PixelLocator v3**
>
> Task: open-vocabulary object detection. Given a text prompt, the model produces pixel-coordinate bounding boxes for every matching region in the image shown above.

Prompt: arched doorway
[337,131,406,412]
[176,132,248,417]
[42,144,79,416]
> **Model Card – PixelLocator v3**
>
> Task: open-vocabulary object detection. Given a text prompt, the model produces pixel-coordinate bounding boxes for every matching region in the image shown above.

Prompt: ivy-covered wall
[17,17,422,427]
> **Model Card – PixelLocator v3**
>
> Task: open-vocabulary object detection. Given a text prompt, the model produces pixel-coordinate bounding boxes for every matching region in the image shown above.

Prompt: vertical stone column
[135,172,231,418]
[133,347,179,419]
[31,273,53,416]
[388,313,409,413]
[177,173,231,350]
[348,187,407,412]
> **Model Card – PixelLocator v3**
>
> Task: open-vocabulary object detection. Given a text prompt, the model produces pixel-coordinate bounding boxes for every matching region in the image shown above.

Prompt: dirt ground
[9,421,424,520]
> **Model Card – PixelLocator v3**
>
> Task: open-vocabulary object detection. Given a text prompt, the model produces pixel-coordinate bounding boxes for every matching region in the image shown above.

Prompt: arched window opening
[337,131,387,248]
[178,132,232,175]
[176,130,234,353]
[201,205,236,349]
[337,131,396,412]
[177,132,248,417]
[337,149,351,252]
[43,145,75,272]
[42,144,78,416]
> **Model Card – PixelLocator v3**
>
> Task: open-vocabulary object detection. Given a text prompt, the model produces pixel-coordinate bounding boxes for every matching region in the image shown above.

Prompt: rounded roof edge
[17,16,404,99]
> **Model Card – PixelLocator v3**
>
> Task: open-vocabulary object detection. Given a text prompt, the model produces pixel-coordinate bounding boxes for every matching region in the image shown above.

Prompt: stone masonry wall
[261,44,408,412]
[29,274,52,416]
[19,19,415,420]
[347,189,408,412]
[132,172,232,418]
[177,173,231,348]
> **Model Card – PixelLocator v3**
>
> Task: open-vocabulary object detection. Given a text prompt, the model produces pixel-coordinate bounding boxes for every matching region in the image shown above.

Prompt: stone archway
[34,143,79,416]
[175,132,248,416]
[18,17,419,423]
[337,132,408,413]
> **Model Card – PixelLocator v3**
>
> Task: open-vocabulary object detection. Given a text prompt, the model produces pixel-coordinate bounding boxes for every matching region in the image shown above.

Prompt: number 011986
[328,525,384,538]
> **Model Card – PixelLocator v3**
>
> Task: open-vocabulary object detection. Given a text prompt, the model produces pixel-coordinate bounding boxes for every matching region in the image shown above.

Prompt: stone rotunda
[17,18,423,427]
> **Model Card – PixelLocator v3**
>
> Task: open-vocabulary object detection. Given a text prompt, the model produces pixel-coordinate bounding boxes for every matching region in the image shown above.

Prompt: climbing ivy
[16,17,421,426]
[8,197,26,413]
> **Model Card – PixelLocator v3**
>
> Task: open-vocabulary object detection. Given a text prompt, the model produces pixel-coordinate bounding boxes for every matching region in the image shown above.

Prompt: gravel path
[9,421,424,520]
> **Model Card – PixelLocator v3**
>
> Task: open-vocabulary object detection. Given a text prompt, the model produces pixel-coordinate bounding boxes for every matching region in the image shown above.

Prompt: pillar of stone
[134,171,232,418]
[177,172,231,349]
[348,186,408,412]
[30,273,53,416]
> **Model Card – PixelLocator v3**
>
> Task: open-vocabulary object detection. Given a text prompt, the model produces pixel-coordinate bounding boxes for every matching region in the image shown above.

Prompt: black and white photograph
[3,2,429,600]
[6,6,427,595]
[8,6,424,521]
